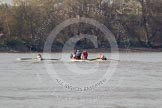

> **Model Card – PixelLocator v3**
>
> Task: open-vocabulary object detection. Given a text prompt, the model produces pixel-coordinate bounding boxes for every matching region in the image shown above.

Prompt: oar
[17,58,60,61]
[108,59,120,61]
[88,58,120,61]
[42,58,61,61]
[17,58,35,60]
[88,58,97,61]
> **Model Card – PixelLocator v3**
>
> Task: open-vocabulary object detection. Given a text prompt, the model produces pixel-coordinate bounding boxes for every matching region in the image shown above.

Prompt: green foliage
[6,38,25,47]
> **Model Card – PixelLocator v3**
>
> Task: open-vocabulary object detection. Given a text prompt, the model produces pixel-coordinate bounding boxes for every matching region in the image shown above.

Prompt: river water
[0,52,162,108]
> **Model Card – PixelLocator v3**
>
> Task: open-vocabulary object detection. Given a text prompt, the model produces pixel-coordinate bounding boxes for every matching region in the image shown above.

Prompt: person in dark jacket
[76,50,82,60]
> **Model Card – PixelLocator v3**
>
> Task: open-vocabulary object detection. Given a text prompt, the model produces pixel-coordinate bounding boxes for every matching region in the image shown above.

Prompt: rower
[76,50,82,60]
[37,54,43,60]
[97,53,107,60]
[82,50,88,60]
[70,50,77,59]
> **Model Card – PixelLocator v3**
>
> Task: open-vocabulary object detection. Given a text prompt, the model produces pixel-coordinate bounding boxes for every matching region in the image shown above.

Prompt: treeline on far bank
[0,0,162,52]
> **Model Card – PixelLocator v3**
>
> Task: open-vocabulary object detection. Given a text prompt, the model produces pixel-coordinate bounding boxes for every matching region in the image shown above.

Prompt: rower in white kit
[37,54,43,60]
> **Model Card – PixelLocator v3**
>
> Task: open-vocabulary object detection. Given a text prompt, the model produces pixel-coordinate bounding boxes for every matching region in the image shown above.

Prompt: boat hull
[70,59,107,62]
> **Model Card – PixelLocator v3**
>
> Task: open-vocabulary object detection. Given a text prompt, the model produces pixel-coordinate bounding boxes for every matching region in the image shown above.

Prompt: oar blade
[17,58,34,61]
[42,58,61,61]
